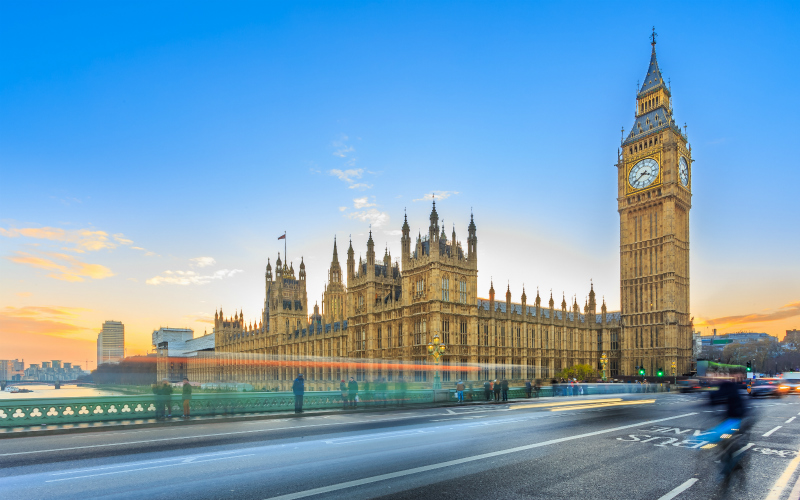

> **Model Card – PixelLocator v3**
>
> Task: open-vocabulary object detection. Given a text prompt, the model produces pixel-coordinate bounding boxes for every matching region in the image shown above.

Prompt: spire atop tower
[638,28,666,96]
[332,236,338,260]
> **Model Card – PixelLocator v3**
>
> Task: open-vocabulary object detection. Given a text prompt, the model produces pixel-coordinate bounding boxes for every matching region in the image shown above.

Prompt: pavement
[1,392,799,500]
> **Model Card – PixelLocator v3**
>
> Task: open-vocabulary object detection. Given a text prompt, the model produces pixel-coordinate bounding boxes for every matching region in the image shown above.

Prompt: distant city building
[785,329,799,344]
[151,328,216,382]
[0,359,25,381]
[699,331,777,347]
[22,360,86,381]
[97,320,125,366]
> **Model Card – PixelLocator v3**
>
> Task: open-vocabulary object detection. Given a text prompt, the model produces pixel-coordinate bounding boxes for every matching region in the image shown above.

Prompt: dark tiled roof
[623,108,678,146]
[639,48,666,96]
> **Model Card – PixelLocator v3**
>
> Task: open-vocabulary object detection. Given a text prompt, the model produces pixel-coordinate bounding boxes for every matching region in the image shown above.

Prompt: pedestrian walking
[456,380,465,403]
[484,380,492,401]
[493,379,501,402]
[398,376,408,406]
[151,381,164,419]
[162,379,173,417]
[348,377,358,408]
[340,379,348,409]
[293,373,305,413]
[501,379,509,401]
[181,378,192,418]
[525,380,532,398]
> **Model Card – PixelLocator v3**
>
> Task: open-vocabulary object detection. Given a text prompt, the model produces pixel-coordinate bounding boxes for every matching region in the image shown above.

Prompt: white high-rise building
[97,321,125,366]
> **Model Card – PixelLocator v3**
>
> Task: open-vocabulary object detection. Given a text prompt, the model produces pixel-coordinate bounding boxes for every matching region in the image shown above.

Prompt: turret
[467,211,477,264]
[366,230,375,273]
[383,246,390,270]
[266,258,272,281]
[347,237,355,283]
[521,286,527,309]
[401,210,411,264]
[299,257,306,281]
[276,253,283,279]
[588,281,597,314]
[429,200,439,256]
[489,280,495,312]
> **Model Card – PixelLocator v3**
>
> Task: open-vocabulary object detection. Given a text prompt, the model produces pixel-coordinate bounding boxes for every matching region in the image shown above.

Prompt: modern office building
[97,320,125,366]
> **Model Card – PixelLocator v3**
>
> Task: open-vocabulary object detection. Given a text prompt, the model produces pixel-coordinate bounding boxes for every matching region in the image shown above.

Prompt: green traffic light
[657,370,663,376]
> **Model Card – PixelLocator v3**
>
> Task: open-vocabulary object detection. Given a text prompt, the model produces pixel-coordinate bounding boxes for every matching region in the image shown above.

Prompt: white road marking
[732,443,754,458]
[0,414,430,457]
[49,450,245,476]
[45,453,255,482]
[765,444,800,500]
[763,426,782,437]
[656,478,698,500]
[261,412,698,500]
[785,417,796,424]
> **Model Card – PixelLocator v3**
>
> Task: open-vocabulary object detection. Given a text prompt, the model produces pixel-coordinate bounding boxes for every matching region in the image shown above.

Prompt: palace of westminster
[173,37,694,389]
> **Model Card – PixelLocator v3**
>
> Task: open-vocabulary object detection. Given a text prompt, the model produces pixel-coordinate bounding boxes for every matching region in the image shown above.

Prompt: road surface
[1,393,799,500]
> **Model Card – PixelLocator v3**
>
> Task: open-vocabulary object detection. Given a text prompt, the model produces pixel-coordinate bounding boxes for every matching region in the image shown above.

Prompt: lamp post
[427,331,446,389]
[600,352,608,382]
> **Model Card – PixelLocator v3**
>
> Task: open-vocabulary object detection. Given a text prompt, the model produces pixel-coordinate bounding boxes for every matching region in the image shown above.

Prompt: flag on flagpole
[278,233,286,240]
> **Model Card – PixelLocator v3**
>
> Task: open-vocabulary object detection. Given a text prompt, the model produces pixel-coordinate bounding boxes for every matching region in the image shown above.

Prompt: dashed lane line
[764,426,782,437]
[786,417,796,424]
[656,478,698,500]
[261,412,698,500]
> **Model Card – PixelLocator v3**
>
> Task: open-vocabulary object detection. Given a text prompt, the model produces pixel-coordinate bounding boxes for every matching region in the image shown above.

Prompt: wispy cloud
[347,209,390,228]
[696,301,800,328]
[412,191,460,202]
[332,135,355,158]
[1,225,157,257]
[339,206,347,212]
[190,257,216,268]
[348,183,373,190]
[383,229,402,236]
[330,168,364,184]
[0,305,92,339]
[9,251,114,282]
[147,268,242,285]
[353,197,376,209]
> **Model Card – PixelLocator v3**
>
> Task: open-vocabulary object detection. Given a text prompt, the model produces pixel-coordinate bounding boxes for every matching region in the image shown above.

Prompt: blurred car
[781,380,800,395]
[748,378,789,398]
[677,379,702,393]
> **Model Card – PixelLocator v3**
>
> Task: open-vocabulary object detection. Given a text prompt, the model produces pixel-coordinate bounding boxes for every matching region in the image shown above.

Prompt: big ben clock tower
[618,31,693,377]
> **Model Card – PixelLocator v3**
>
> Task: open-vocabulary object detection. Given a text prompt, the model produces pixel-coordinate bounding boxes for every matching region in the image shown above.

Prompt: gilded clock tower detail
[618,31,693,377]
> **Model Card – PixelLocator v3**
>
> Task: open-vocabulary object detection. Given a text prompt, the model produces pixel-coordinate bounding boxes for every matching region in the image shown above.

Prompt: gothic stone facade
[207,38,692,389]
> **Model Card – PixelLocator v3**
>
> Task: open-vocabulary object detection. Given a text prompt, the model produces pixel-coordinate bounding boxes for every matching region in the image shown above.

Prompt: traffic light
[639,368,646,376]
[746,361,752,372]
[657,368,664,377]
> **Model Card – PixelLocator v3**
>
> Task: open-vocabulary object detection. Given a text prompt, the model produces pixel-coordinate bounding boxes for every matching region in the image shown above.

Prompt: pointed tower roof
[638,29,667,97]
[468,210,476,233]
[299,256,305,269]
[332,236,338,261]
[402,209,410,232]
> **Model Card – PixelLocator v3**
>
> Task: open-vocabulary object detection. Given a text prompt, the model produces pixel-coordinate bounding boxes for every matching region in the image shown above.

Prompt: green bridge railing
[0,383,670,428]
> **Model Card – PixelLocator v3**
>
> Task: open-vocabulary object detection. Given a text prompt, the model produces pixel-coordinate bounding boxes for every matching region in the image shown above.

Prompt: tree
[557,364,597,381]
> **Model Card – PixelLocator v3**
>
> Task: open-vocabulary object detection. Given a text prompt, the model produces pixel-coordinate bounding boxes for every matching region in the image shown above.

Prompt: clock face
[679,157,689,186]
[628,158,659,190]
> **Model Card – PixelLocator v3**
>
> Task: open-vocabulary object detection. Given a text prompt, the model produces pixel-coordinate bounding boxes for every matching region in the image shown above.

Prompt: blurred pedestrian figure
[525,380,532,398]
[551,379,559,397]
[456,380,465,403]
[501,379,509,401]
[340,379,348,409]
[467,381,474,402]
[398,376,408,406]
[151,381,164,419]
[348,377,358,408]
[162,379,173,417]
[484,380,492,401]
[293,373,305,413]
[493,379,501,402]
[181,378,192,418]
[534,379,541,398]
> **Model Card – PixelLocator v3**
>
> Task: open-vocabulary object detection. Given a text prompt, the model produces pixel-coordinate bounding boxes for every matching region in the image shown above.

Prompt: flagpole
[284,231,287,265]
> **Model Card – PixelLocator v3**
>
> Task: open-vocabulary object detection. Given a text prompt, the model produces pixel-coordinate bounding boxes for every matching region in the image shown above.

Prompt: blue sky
[1,1,798,361]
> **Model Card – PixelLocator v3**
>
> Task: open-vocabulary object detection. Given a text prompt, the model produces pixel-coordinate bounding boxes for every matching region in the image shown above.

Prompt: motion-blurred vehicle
[677,379,701,393]
[781,373,800,394]
[748,378,789,398]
